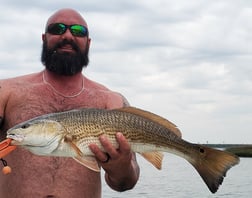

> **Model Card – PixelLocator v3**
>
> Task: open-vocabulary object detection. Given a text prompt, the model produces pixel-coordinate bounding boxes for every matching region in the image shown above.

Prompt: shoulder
[84,77,129,109]
[0,75,39,126]
[0,72,42,107]
[0,72,42,87]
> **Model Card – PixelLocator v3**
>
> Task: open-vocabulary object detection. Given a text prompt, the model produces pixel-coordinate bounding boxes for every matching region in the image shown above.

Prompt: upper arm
[0,82,4,120]
[0,81,9,132]
[120,93,130,107]
[106,92,130,109]
[0,116,3,129]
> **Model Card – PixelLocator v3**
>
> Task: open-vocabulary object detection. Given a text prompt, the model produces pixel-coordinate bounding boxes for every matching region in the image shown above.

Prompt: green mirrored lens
[70,25,88,37]
[47,23,66,35]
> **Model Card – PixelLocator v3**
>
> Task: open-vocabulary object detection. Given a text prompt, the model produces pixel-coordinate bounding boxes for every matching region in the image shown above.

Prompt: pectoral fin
[64,134,100,172]
[141,151,164,170]
[64,134,83,156]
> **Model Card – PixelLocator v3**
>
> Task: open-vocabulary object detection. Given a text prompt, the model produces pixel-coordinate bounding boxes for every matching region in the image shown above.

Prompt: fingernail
[99,134,106,141]
[116,132,123,138]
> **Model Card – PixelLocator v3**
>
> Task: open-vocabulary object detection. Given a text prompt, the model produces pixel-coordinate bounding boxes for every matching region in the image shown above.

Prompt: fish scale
[60,109,181,150]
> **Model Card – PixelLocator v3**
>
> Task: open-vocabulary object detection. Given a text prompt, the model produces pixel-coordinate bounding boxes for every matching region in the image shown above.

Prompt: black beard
[41,40,89,76]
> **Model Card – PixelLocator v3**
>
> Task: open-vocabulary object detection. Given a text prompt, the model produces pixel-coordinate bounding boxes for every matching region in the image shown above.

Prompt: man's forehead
[46,9,87,27]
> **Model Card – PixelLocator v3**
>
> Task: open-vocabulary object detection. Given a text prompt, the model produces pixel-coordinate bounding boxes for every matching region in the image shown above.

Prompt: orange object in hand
[0,139,16,174]
[0,139,17,158]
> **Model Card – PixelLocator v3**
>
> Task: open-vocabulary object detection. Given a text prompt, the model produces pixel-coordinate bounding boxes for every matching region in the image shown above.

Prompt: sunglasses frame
[46,23,89,37]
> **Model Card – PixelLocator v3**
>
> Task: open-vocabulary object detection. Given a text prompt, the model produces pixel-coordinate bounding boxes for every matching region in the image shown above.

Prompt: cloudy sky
[0,0,251,144]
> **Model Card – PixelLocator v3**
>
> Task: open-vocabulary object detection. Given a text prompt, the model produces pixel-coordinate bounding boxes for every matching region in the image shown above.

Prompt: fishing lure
[0,139,16,174]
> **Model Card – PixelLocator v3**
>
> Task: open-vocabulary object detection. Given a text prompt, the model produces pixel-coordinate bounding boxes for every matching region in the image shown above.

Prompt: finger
[99,135,118,157]
[89,143,110,163]
[116,132,131,154]
[102,153,110,163]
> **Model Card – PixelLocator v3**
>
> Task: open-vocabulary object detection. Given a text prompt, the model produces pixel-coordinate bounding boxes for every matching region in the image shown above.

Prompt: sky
[0,0,251,144]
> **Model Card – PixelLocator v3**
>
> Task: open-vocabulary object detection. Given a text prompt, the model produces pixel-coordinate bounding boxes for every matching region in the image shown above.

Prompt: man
[0,8,140,198]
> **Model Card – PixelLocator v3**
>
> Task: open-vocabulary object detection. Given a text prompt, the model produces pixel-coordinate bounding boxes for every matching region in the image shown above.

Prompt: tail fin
[189,145,239,193]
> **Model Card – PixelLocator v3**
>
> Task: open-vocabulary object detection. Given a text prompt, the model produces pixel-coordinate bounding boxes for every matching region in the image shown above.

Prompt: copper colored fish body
[7,107,239,193]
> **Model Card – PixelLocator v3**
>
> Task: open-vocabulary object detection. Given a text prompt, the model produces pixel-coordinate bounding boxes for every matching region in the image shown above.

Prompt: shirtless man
[0,8,140,198]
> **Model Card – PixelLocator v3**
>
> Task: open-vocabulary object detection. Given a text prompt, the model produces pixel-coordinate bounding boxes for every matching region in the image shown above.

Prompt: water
[102,154,251,198]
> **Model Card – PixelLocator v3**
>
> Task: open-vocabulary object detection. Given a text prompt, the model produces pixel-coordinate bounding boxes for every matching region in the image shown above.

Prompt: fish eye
[21,123,30,129]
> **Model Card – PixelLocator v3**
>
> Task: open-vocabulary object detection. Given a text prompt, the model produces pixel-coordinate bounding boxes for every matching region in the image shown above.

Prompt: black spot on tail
[199,147,205,153]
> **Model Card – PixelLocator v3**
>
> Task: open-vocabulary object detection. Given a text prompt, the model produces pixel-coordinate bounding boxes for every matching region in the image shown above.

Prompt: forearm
[0,116,3,128]
[105,152,140,192]
[0,116,4,139]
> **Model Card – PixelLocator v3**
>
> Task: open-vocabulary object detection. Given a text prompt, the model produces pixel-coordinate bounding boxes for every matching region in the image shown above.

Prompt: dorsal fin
[115,107,182,137]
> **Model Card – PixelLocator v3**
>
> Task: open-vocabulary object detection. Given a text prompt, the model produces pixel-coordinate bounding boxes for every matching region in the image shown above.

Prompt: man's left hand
[89,132,139,191]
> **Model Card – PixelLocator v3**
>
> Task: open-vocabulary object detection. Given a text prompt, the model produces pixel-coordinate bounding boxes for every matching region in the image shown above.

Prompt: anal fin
[73,155,100,172]
[141,151,164,170]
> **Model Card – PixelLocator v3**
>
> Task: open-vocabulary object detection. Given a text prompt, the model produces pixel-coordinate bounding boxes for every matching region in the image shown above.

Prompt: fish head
[6,119,65,155]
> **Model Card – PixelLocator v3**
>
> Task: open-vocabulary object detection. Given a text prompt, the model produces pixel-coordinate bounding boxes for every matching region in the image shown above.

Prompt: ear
[87,38,91,48]
[42,34,46,42]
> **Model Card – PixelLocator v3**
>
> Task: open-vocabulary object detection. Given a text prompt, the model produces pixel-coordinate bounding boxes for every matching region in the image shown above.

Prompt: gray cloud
[0,0,251,143]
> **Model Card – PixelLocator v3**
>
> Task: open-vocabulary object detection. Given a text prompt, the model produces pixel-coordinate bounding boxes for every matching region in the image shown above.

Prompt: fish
[6,107,239,193]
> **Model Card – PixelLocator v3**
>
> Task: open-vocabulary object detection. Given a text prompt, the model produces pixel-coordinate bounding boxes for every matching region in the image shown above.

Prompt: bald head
[46,9,88,30]
[42,9,91,75]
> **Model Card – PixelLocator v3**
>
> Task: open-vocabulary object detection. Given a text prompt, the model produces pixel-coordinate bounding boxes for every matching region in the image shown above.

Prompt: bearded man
[0,8,139,198]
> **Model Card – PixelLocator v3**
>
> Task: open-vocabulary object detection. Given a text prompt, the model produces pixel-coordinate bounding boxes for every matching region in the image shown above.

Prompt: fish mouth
[6,134,24,145]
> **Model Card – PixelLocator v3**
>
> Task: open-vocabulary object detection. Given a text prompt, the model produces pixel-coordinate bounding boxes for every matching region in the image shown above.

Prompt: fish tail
[189,145,239,193]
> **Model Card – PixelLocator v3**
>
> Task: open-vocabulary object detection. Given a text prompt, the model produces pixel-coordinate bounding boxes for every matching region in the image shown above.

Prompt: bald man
[0,9,139,198]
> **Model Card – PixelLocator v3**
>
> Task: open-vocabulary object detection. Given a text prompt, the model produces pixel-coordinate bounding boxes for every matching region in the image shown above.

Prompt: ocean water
[102,153,251,198]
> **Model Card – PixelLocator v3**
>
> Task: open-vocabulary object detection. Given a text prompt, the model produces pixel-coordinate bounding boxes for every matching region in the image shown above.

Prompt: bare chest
[3,85,108,131]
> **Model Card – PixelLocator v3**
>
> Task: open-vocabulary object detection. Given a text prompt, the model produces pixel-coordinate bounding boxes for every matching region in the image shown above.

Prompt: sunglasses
[46,23,88,37]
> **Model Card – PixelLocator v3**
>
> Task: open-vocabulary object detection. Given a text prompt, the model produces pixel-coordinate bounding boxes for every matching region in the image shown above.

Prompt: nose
[61,28,74,40]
